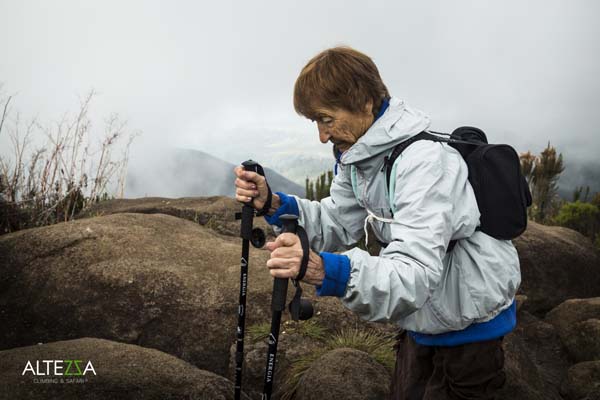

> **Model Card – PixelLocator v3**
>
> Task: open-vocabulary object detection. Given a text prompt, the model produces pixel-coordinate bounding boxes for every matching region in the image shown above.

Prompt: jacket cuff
[316,252,351,297]
[264,192,299,228]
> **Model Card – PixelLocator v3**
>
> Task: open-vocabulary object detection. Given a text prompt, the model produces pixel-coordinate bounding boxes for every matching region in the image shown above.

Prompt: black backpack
[382,126,532,240]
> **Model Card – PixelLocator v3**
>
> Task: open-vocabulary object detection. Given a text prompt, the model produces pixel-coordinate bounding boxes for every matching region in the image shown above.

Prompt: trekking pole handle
[243,160,262,201]
[242,159,263,174]
[242,159,273,217]
[271,214,298,311]
[280,214,298,235]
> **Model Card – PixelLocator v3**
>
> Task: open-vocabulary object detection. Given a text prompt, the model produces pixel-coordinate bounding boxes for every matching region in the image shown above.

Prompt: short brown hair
[293,46,390,119]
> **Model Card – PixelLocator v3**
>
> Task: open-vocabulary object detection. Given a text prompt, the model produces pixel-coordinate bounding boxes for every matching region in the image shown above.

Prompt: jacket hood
[341,97,431,165]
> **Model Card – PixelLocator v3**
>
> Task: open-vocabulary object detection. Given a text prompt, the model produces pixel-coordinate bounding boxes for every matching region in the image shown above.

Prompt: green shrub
[554,201,600,239]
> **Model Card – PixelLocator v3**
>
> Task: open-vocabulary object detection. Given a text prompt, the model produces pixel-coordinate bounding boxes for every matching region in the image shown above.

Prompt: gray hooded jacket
[292,97,520,334]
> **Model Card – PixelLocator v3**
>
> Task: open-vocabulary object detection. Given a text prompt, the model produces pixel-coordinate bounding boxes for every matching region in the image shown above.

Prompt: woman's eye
[321,117,333,124]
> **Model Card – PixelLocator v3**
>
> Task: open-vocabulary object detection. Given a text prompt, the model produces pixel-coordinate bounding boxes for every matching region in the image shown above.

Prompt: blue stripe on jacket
[408,301,516,346]
[314,251,516,345]
[264,192,299,227]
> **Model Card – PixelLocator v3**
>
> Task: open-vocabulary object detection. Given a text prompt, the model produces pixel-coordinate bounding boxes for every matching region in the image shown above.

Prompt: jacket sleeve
[293,165,367,253]
[340,142,465,323]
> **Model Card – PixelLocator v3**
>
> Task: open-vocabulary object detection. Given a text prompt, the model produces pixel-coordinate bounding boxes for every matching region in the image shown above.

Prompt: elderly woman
[234,46,519,400]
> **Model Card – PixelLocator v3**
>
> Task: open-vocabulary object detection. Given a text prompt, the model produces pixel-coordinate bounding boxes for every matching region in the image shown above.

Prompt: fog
[1,1,599,194]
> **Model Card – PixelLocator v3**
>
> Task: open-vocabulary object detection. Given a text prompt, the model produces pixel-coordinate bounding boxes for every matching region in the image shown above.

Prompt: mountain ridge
[125,148,305,199]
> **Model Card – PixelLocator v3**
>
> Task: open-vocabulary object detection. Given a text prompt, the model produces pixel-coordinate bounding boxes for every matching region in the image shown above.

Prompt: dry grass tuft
[0,88,138,234]
[279,326,395,400]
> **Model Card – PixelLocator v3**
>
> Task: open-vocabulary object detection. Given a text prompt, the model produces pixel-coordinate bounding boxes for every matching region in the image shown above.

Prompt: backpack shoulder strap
[384,131,445,191]
[383,131,466,253]
[350,131,446,211]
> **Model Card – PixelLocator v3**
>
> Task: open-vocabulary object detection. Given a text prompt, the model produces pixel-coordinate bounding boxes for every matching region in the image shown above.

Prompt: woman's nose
[318,125,330,144]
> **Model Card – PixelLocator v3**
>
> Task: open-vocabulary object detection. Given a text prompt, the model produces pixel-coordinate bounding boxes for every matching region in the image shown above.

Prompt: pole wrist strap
[255,183,272,217]
[295,226,310,281]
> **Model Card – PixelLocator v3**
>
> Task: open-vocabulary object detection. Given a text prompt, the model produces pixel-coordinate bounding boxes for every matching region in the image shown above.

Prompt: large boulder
[228,322,329,400]
[294,348,391,400]
[562,361,600,400]
[0,337,246,400]
[546,298,600,362]
[0,210,396,386]
[0,213,276,376]
[513,221,600,316]
[498,310,567,400]
[561,319,600,363]
[77,196,272,238]
[6,199,596,399]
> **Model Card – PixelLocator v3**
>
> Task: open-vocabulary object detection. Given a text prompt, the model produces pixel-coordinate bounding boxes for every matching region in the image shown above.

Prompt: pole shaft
[235,204,254,400]
[261,215,297,399]
[262,310,282,399]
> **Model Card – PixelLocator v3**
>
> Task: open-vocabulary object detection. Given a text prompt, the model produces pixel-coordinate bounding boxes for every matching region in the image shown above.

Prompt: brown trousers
[390,331,506,400]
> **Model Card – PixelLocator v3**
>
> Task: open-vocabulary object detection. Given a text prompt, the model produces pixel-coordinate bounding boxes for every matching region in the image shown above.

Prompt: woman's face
[312,102,374,152]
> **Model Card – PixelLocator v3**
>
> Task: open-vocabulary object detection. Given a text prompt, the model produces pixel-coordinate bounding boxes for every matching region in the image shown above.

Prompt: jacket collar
[340,97,431,165]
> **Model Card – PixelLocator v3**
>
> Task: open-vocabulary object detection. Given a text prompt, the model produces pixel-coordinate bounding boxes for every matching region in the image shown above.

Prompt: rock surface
[4,199,600,399]
[562,319,600,363]
[563,360,600,400]
[0,211,394,385]
[513,221,600,315]
[546,298,600,362]
[294,348,391,400]
[498,310,568,400]
[0,337,246,400]
[78,196,272,238]
[0,213,275,376]
[228,323,329,400]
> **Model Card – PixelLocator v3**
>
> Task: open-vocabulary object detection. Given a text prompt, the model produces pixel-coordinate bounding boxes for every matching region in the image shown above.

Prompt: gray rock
[0,337,247,400]
[546,298,600,362]
[497,310,567,400]
[228,327,324,400]
[513,222,600,316]
[561,319,600,362]
[294,348,390,400]
[0,213,275,376]
[563,360,600,400]
[77,196,273,238]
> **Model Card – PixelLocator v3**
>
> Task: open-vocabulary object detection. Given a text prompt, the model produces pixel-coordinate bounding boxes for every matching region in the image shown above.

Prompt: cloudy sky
[1,0,599,190]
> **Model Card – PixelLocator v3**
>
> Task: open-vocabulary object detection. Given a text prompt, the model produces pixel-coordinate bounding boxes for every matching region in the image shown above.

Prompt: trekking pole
[261,214,313,400]
[234,160,266,400]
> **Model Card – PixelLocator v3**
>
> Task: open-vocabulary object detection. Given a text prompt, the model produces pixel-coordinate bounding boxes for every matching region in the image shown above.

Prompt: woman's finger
[235,177,257,190]
[270,246,303,259]
[269,268,298,279]
[266,257,302,270]
[265,241,279,252]
[236,194,253,203]
[275,233,299,248]
[236,188,259,198]
[241,170,263,184]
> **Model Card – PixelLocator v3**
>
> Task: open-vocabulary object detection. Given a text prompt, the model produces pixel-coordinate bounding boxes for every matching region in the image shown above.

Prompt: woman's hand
[233,165,270,210]
[265,233,325,286]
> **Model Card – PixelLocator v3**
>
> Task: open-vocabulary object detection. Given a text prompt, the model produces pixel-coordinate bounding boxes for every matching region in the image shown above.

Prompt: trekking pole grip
[242,159,264,175]
[271,214,298,311]
[242,160,263,205]
[280,214,298,235]
[242,159,272,217]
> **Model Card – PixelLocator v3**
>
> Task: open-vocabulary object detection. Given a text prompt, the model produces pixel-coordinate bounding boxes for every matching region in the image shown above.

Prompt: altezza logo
[22,360,97,376]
